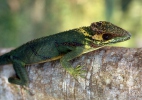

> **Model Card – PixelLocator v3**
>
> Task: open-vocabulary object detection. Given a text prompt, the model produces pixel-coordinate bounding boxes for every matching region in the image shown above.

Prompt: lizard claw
[69,65,86,79]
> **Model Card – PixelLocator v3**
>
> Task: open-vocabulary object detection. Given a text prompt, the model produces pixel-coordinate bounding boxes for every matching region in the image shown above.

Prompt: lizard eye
[102,34,113,40]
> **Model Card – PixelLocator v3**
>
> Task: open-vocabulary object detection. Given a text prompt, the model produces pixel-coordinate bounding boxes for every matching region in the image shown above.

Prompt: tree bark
[0,47,142,100]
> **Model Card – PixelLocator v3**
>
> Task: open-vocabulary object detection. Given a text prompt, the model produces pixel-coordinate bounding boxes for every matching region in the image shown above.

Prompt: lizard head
[90,21,131,46]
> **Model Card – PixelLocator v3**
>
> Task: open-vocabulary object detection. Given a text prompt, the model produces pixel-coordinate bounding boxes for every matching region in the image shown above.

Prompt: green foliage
[120,0,132,12]
[0,0,141,47]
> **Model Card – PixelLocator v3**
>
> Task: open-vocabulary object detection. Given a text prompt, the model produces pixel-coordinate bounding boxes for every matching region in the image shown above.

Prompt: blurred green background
[0,0,141,48]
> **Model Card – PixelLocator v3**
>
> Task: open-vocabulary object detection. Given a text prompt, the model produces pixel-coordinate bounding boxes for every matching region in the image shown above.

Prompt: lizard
[0,21,131,86]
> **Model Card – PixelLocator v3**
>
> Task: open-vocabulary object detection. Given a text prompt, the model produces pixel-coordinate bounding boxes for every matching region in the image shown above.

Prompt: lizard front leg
[60,47,86,79]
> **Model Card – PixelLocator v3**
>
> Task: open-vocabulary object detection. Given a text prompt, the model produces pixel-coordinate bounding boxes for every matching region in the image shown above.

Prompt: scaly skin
[0,21,131,86]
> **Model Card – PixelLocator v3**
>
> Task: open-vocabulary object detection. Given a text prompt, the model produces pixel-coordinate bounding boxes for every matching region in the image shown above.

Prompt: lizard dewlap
[0,21,131,86]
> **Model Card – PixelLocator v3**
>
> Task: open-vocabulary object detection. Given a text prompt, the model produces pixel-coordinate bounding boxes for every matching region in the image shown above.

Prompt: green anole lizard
[0,21,131,86]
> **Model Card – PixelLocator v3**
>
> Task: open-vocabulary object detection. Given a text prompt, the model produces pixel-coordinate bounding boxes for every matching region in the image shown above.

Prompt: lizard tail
[0,53,11,65]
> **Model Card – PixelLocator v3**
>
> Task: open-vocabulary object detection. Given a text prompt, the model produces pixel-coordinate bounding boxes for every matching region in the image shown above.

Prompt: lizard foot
[68,65,86,79]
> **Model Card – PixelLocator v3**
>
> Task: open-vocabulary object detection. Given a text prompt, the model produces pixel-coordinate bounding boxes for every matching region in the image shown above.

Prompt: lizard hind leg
[8,59,29,86]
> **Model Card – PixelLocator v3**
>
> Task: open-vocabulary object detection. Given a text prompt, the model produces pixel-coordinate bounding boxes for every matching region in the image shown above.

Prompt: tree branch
[0,47,142,100]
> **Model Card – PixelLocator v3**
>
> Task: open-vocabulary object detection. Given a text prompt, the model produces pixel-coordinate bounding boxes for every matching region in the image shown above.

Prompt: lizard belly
[26,54,64,65]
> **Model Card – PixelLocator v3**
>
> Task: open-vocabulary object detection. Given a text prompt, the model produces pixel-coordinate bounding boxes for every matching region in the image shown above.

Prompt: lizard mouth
[109,32,131,44]
[93,32,131,46]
